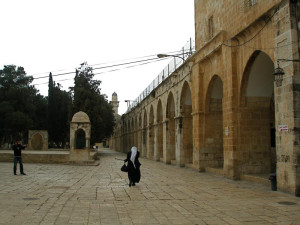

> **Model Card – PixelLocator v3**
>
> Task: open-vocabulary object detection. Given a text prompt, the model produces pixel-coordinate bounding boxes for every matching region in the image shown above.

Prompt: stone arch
[166,91,176,164]
[204,75,224,168]
[134,117,138,148]
[130,117,134,148]
[138,112,142,154]
[239,50,275,174]
[148,105,155,159]
[123,120,128,152]
[32,133,43,150]
[142,109,148,157]
[156,99,164,161]
[180,81,193,166]
[75,129,86,149]
[28,130,48,150]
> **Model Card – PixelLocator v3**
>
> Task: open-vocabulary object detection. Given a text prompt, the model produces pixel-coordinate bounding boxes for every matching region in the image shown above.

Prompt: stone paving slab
[0,149,299,225]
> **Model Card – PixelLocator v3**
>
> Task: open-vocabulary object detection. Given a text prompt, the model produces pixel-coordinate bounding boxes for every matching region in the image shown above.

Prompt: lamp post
[157,54,185,61]
[157,53,186,73]
[125,100,136,109]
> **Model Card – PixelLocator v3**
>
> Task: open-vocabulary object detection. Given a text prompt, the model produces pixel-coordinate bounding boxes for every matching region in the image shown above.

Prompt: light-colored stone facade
[111,0,300,196]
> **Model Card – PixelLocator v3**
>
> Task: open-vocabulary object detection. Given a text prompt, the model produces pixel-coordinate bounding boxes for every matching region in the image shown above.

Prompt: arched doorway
[180,82,193,166]
[75,129,86,149]
[142,110,148,157]
[31,133,43,150]
[166,92,176,164]
[130,118,134,148]
[156,100,163,161]
[128,120,131,150]
[138,113,142,154]
[205,75,224,168]
[134,117,138,147]
[240,51,275,174]
[148,106,154,159]
[123,121,128,152]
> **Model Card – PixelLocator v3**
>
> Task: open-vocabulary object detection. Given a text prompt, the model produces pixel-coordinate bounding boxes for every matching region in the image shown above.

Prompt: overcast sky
[0,0,195,114]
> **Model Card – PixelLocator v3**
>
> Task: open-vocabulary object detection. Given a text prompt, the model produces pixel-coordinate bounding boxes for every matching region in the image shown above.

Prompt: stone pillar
[274,0,300,196]
[153,123,159,161]
[175,116,185,167]
[220,37,240,179]
[191,63,206,171]
[163,119,170,164]
[137,129,142,156]
[142,128,147,158]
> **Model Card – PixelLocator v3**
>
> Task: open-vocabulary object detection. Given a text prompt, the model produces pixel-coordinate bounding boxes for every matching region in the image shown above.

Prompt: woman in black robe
[124,146,141,187]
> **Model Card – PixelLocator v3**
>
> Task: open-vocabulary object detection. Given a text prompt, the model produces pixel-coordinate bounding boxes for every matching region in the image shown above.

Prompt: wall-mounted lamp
[273,61,285,87]
[273,58,300,87]
[179,117,183,134]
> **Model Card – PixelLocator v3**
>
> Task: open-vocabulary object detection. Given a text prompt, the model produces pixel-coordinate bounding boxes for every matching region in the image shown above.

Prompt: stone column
[153,123,159,161]
[163,119,170,164]
[175,116,184,167]
[222,43,239,179]
[274,0,300,196]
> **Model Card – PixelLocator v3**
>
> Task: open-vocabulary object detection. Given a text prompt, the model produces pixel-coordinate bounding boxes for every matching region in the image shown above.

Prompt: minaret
[110,92,119,115]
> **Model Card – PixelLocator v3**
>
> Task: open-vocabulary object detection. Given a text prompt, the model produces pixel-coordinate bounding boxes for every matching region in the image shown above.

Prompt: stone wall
[111,0,300,196]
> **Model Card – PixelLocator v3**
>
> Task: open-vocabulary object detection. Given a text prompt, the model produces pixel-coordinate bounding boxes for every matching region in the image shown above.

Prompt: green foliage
[70,62,115,145]
[0,65,47,143]
[0,63,116,147]
[48,73,72,147]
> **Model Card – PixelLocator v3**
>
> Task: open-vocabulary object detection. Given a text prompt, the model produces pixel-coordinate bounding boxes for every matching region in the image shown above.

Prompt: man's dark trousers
[13,156,24,174]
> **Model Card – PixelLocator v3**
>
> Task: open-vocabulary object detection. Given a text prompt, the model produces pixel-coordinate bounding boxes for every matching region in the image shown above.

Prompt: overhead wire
[33,57,171,86]
[28,49,194,79]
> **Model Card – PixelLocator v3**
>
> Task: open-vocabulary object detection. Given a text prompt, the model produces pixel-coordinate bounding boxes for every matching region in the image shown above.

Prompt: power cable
[33,57,170,86]
[28,49,194,79]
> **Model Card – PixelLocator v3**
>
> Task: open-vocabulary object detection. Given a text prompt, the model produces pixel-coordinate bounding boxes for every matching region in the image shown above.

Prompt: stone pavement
[0,149,299,225]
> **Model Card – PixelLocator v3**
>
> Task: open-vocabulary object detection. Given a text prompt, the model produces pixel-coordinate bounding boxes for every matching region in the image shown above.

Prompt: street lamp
[125,100,136,108]
[273,61,285,87]
[273,59,300,87]
[157,54,185,61]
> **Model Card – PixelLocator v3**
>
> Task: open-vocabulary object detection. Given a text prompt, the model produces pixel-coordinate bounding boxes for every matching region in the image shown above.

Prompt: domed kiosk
[70,111,91,162]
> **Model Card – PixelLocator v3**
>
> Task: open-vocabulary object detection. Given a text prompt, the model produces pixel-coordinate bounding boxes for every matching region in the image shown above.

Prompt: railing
[126,38,195,112]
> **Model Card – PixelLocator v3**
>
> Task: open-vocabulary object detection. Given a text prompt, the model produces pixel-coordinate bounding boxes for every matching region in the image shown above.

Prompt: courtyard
[0,149,299,225]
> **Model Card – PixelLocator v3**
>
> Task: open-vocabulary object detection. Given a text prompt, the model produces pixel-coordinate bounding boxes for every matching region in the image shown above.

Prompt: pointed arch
[180,81,193,166]
[166,91,176,164]
[156,99,163,161]
[204,75,224,168]
[148,105,155,159]
[142,109,148,157]
[239,50,276,174]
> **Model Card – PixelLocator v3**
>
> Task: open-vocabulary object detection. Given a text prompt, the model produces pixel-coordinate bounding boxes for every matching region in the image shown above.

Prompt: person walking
[124,146,141,187]
[12,141,26,175]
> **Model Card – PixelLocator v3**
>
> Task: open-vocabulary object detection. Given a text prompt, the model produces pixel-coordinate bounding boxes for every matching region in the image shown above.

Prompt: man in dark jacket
[12,141,26,175]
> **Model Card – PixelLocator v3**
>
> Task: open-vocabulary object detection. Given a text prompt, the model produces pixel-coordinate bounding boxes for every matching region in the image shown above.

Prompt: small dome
[72,111,90,123]
[112,92,117,96]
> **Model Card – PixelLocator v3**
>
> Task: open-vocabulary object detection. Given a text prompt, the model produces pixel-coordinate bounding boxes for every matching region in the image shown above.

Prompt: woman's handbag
[121,163,128,172]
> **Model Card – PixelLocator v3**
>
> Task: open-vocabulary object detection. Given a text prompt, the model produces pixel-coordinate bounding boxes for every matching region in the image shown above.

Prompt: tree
[48,73,72,147]
[0,65,47,144]
[70,62,115,145]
